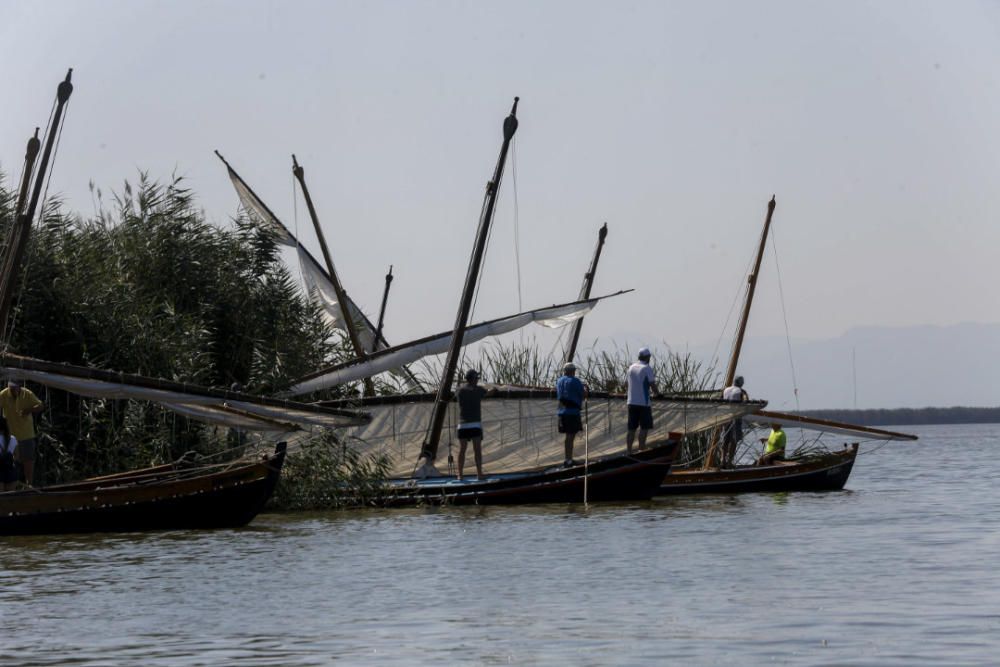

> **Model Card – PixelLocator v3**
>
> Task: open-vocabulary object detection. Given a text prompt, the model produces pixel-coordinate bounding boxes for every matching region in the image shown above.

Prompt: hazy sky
[3,1,999,373]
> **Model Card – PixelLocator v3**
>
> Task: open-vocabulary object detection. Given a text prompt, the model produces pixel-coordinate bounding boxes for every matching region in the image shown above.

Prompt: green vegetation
[0,172,372,501]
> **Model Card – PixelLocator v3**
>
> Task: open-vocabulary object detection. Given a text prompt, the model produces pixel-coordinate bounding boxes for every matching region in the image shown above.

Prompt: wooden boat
[660,443,858,494]
[0,443,287,535]
[658,198,917,495]
[382,437,679,506]
[0,72,370,533]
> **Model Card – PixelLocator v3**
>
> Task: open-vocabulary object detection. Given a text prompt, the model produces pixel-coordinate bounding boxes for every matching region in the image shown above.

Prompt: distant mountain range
[604,322,1000,411]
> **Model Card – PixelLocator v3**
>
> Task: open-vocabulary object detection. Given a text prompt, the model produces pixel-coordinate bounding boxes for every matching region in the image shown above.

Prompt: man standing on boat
[556,362,587,467]
[757,422,787,465]
[456,369,487,480]
[721,376,749,459]
[626,348,660,454]
[0,380,44,487]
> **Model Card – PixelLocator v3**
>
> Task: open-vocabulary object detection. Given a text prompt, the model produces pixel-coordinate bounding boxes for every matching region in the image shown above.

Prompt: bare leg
[637,428,648,451]
[22,459,33,486]
[564,433,576,462]
[472,438,483,478]
[626,429,636,455]
[457,440,468,479]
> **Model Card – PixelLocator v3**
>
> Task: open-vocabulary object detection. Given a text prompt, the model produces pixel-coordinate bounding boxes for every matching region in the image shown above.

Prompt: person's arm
[21,391,43,417]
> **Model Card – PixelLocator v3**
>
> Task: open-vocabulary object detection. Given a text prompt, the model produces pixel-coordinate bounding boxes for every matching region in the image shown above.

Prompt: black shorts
[627,404,653,431]
[557,414,583,434]
[457,427,483,440]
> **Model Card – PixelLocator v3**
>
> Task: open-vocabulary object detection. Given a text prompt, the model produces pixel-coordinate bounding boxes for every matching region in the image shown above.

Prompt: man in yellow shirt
[0,380,44,486]
[757,422,787,466]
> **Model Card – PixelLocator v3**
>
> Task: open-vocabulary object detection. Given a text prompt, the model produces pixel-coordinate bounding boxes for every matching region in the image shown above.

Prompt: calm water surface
[2,423,998,666]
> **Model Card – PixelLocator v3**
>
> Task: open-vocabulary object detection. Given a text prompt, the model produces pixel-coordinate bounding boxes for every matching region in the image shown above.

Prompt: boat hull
[657,444,858,495]
[0,444,286,535]
[382,438,678,506]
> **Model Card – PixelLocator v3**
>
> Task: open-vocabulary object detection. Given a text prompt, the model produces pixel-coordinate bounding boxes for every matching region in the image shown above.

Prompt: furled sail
[284,292,630,396]
[1,354,369,433]
[751,410,918,442]
[325,390,766,477]
[216,152,422,390]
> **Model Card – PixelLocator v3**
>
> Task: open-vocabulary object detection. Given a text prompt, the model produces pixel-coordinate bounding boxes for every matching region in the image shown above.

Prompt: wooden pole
[0,70,74,339]
[564,222,608,363]
[372,266,393,354]
[419,97,520,464]
[705,195,776,469]
[292,155,376,397]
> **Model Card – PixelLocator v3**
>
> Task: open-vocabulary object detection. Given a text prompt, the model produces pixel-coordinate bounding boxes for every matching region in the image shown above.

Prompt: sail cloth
[220,157,422,390]
[284,292,629,397]
[327,391,765,477]
[1,355,370,434]
[751,410,918,442]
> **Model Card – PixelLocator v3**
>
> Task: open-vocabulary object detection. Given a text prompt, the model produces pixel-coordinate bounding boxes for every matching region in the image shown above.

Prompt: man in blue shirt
[556,362,587,466]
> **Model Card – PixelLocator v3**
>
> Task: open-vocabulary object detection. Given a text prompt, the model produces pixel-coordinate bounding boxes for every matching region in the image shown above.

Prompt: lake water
[2,423,998,666]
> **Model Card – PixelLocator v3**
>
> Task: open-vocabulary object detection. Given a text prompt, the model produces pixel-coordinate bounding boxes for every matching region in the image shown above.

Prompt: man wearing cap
[721,376,750,459]
[556,362,587,466]
[626,348,660,454]
[0,380,44,486]
[455,369,487,480]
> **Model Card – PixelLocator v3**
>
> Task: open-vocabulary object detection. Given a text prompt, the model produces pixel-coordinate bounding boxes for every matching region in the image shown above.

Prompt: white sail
[220,157,422,390]
[284,293,629,396]
[330,392,764,477]
[2,355,369,434]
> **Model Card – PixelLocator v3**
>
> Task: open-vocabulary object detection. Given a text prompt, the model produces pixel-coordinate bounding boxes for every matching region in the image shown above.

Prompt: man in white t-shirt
[721,376,749,458]
[626,348,660,454]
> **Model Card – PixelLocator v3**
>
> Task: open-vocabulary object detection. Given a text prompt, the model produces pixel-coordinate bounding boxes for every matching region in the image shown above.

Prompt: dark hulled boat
[383,437,679,506]
[0,444,287,535]
[659,443,858,495]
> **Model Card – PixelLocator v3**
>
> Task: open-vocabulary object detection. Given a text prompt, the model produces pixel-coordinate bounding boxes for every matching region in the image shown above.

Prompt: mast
[291,155,376,397]
[0,129,41,331]
[418,97,520,464]
[563,222,608,363]
[372,265,393,354]
[705,195,776,469]
[0,69,74,339]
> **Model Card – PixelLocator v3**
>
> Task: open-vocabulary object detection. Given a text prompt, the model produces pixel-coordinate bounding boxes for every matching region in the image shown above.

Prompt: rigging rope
[768,223,800,411]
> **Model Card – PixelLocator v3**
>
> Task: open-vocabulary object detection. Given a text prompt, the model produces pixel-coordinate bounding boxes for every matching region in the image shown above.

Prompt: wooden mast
[291,155,376,397]
[0,69,74,339]
[564,222,608,363]
[705,195,776,469]
[0,128,41,331]
[418,97,520,465]
[372,265,393,354]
